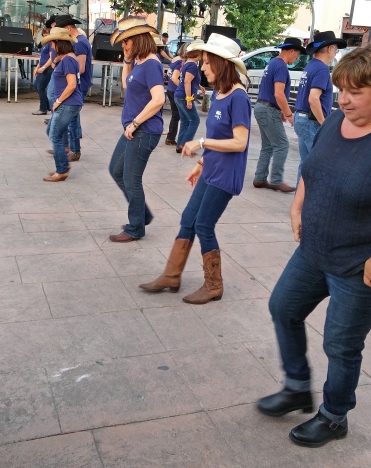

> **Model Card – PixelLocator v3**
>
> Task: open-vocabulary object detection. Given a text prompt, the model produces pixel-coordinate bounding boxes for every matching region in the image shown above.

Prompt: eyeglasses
[122,38,129,44]
[330,45,338,52]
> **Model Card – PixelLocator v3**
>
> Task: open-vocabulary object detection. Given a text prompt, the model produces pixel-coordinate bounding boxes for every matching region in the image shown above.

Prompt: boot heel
[169,286,180,293]
[212,295,222,301]
[302,406,314,414]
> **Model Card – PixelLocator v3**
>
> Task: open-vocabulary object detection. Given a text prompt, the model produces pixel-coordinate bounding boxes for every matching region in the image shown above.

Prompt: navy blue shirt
[175,61,200,99]
[40,43,51,68]
[167,59,182,93]
[73,34,92,93]
[301,109,371,276]
[257,56,290,108]
[295,58,333,117]
[54,55,83,106]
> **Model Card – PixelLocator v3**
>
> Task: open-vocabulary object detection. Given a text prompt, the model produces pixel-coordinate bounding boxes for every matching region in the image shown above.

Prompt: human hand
[186,101,193,110]
[124,122,136,140]
[364,258,371,287]
[186,163,202,187]
[52,101,60,112]
[181,139,200,159]
[287,114,294,126]
[199,85,206,95]
[290,210,302,242]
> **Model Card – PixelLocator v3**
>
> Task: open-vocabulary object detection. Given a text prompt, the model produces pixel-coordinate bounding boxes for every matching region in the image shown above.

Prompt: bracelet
[286,113,293,117]
[185,95,194,102]
[123,58,131,64]
[132,119,139,128]
[56,98,62,104]
[197,159,204,166]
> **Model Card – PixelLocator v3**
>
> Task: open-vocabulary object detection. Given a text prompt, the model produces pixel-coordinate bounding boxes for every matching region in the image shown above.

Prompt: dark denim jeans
[294,112,321,185]
[109,130,161,239]
[47,104,82,173]
[166,90,180,141]
[178,175,233,254]
[69,89,88,152]
[174,96,200,147]
[34,67,53,112]
[269,247,371,420]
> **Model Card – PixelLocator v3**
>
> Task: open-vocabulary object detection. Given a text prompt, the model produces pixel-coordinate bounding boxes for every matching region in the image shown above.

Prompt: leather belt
[256,99,280,110]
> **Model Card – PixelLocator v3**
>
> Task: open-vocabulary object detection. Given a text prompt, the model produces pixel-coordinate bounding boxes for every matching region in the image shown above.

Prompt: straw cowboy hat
[110,18,158,46]
[186,33,247,76]
[275,37,306,54]
[306,31,347,56]
[152,36,164,47]
[55,14,81,27]
[41,27,77,45]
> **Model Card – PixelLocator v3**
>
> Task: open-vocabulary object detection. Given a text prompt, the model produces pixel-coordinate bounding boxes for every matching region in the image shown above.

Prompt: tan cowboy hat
[187,33,247,76]
[110,18,158,46]
[153,36,164,47]
[41,27,77,45]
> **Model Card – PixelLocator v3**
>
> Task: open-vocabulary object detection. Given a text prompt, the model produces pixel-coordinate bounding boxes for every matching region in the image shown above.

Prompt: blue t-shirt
[295,58,333,117]
[122,59,164,134]
[202,88,252,196]
[51,47,57,62]
[258,56,290,107]
[54,55,83,106]
[174,61,200,99]
[73,34,92,93]
[40,43,51,68]
[167,59,182,93]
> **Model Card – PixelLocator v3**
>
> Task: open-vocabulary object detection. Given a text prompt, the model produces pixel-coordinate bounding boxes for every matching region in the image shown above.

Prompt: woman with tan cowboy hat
[108,18,165,242]
[41,27,83,182]
[140,33,252,304]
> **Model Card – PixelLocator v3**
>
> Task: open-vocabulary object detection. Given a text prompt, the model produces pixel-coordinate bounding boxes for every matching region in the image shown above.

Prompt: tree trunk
[209,1,220,25]
[123,5,131,19]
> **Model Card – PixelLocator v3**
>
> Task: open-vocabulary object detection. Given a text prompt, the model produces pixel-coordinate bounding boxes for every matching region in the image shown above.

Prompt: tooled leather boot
[182,249,223,304]
[139,239,193,292]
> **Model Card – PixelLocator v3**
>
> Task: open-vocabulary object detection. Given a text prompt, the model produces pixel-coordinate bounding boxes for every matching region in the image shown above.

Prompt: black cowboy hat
[306,31,347,56]
[45,14,57,28]
[276,37,306,55]
[55,14,81,28]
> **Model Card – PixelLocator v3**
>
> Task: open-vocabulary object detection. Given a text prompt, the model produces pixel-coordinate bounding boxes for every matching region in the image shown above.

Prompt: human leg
[267,108,290,186]
[166,90,180,143]
[253,103,274,184]
[294,113,320,185]
[174,96,188,148]
[179,100,200,145]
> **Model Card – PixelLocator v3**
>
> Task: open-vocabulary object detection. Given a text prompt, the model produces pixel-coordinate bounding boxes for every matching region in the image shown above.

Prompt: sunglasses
[122,38,129,44]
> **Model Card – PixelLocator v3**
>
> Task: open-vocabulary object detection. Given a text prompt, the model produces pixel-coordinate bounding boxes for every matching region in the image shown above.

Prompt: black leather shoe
[257,388,313,417]
[289,411,348,448]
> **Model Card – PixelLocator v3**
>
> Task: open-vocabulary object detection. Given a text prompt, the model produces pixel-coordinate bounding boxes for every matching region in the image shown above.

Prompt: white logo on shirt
[299,71,307,87]
[128,75,133,82]
[215,110,222,120]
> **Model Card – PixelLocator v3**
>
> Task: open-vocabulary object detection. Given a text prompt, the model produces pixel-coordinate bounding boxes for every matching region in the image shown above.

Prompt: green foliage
[111,0,158,17]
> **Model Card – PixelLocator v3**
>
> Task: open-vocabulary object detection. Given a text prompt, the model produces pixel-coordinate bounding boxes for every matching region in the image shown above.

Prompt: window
[244,51,279,70]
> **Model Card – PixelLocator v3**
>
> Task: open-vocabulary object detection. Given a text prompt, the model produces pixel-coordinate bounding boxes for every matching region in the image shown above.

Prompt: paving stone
[0,256,21,284]
[0,214,23,232]
[241,222,293,242]
[104,247,168,277]
[0,197,75,214]
[20,213,87,232]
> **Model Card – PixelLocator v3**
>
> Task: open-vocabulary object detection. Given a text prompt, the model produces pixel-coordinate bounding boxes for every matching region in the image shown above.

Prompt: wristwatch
[199,137,205,149]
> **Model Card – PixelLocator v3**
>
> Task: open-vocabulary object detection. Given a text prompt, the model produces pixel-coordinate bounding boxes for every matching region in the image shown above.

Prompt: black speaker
[92,34,123,62]
[0,27,33,54]
[201,25,237,42]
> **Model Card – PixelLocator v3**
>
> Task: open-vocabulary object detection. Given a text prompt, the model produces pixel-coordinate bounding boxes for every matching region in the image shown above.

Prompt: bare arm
[171,69,181,86]
[274,81,294,125]
[76,54,86,75]
[122,60,132,89]
[290,177,305,242]
[52,73,77,111]
[160,49,172,61]
[308,88,325,124]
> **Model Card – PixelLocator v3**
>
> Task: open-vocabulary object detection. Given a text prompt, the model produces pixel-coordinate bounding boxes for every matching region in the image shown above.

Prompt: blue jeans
[269,247,371,421]
[34,67,53,112]
[109,131,161,239]
[69,89,88,152]
[294,112,321,185]
[178,175,233,254]
[174,96,200,147]
[47,73,55,111]
[254,102,289,185]
[47,104,82,173]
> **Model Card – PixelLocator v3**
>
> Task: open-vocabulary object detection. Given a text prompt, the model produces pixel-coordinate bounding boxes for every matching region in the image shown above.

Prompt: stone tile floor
[0,98,370,467]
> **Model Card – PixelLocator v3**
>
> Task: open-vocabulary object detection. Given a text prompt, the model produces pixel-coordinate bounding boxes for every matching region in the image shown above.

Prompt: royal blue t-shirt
[54,55,83,106]
[174,61,200,99]
[73,34,92,93]
[51,47,57,62]
[167,59,182,93]
[258,56,290,107]
[122,59,164,134]
[40,43,51,68]
[202,88,251,195]
[295,58,333,117]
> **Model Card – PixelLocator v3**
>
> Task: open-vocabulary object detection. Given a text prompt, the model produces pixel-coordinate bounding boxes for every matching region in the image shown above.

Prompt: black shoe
[289,411,348,448]
[257,388,313,417]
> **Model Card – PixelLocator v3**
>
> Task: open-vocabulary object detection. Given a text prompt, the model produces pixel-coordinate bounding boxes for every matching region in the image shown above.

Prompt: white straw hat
[110,18,158,46]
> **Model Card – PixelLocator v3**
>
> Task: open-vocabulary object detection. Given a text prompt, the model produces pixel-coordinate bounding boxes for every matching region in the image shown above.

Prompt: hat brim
[41,33,77,45]
[45,18,56,28]
[306,38,347,56]
[276,44,307,54]
[112,26,159,45]
[187,42,247,76]
[56,18,81,27]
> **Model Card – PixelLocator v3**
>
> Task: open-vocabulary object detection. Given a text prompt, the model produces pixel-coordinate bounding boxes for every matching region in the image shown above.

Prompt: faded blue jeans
[109,130,161,239]
[178,175,233,254]
[174,96,200,147]
[47,104,82,174]
[34,67,53,112]
[254,102,289,185]
[294,112,321,185]
[269,247,371,422]
[69,89,88,152]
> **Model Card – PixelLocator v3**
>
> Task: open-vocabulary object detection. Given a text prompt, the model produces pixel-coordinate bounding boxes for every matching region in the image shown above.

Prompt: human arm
[290,177,305,242]
[184,71,195,109]
[308,88,325,124]
[52,73,77,111]
[75,53,86,75]
[35,51,53,75]
[171,68,181,86]
[364,258,371,287]
[274,81,294,125]
[122,58,133,89]
[160,49,172,61]
[186,159,203,187]
[199,85,206,95]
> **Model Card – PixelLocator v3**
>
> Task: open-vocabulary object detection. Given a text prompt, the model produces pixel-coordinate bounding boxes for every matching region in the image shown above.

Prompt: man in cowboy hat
[294,31,346,184]
[253,37,306,193]
[55,14,92,162]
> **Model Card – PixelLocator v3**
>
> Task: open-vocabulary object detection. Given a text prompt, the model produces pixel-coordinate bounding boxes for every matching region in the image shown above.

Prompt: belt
[296,110,309,117]
[256,99,280,110]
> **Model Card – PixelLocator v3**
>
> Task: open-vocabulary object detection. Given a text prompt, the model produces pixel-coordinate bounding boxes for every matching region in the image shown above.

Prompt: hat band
[313,40,326,47]
[206,38,239,58]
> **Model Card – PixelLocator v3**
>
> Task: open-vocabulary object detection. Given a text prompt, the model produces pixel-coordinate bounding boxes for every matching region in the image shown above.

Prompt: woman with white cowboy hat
[41,27,83,182]
[140,33,252,305]
[108,18,165,243]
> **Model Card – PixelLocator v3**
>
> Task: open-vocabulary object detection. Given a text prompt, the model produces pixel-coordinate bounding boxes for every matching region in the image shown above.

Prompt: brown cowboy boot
[182,249,223,304]
[139,238,193,292]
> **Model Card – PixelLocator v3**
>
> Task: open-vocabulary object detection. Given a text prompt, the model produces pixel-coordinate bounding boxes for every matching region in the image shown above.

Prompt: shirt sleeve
[74,39,89,57]
[144,60,164,89]
[230,91,251,130]
[185,62,197,78]
[311,68,331,91]
[62,56,78,75]
[273,61,289,84]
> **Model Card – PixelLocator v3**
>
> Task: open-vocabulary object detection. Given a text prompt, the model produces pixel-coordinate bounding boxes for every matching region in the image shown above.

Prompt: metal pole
[156,1,162,31]
[309,0,315,42]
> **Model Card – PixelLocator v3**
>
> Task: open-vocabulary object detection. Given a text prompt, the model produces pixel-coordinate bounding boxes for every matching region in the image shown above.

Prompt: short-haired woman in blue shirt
[41,27,83,181]
[32,27,53,116]
[140,34,251,304]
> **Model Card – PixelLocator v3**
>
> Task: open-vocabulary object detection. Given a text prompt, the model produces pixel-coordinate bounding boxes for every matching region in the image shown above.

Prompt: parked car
[167,37,193,57]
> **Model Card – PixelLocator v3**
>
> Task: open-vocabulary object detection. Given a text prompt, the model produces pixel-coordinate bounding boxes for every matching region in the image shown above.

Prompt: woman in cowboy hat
[140,33,252,305]
[41,27,83,182]
[108,18,165,243]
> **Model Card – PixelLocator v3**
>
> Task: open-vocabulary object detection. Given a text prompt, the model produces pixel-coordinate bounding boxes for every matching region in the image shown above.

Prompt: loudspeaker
[92,34,123,62]
[0,27,33,54]
[201,25,237,42]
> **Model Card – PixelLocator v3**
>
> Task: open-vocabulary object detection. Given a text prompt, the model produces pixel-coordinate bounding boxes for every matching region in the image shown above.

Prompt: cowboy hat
[45,14,57,28]
[153,36,164,48]
[306,31,347,56]
[55,14,81,28]
[110,18,158,46]
[276,37,306,54]
[186,33,247,76]
[41,27,77,45]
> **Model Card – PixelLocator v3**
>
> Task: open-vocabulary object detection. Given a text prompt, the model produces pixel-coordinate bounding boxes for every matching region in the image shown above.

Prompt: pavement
[0,93,370,468]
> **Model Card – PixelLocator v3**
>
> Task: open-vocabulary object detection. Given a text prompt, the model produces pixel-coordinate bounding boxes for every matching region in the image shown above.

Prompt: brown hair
[130,33,157,60]
[42,27,50,36]
[187,50,201,59]
[177,42,188,58]
[332,44,371,89]
[54,40,74,56]
[204,52,242,94]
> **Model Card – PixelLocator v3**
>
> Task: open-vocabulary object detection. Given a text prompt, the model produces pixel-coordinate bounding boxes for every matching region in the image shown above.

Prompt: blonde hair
[332,44,371,89]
